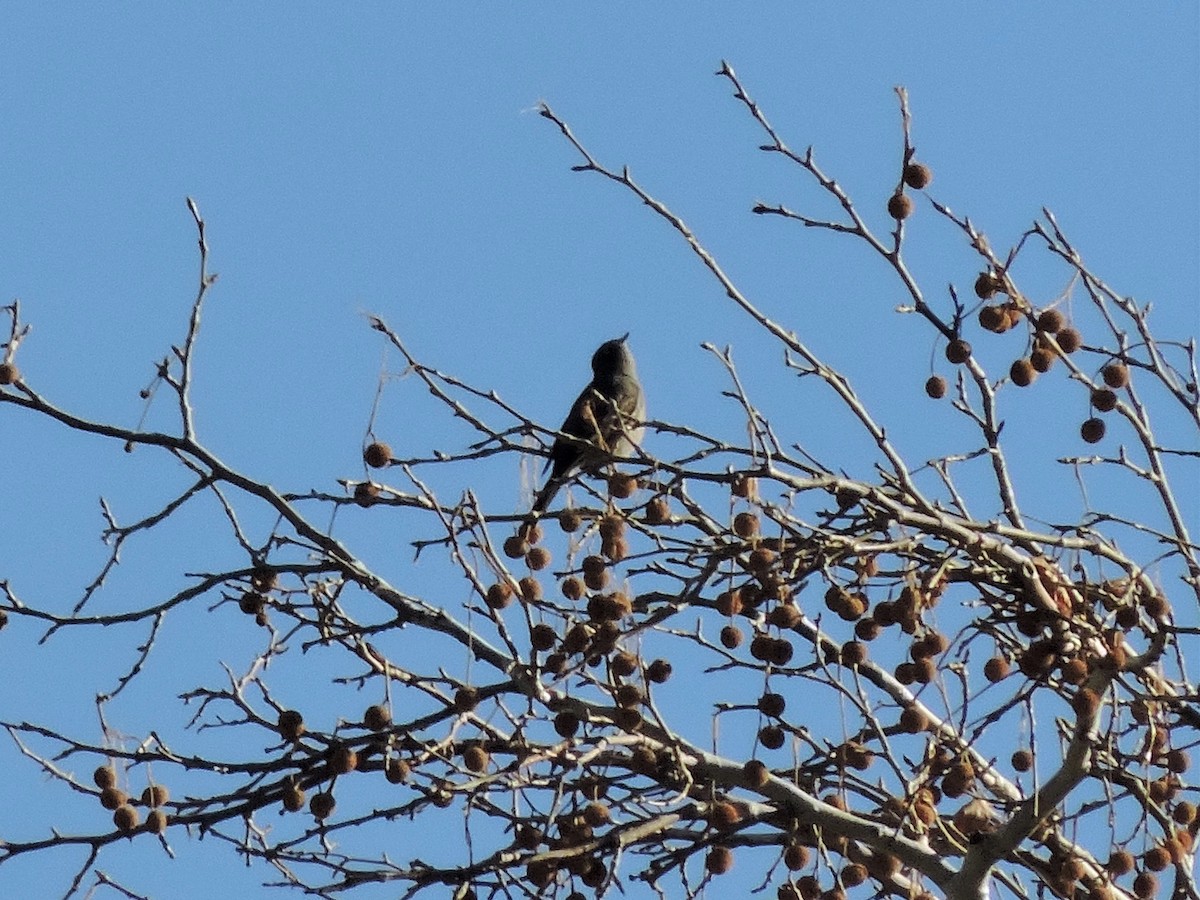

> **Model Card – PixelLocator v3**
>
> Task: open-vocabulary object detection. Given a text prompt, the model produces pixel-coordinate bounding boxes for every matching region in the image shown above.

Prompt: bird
[530,334,645,516]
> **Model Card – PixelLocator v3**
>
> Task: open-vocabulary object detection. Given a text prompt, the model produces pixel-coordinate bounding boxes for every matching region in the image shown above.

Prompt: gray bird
[530,334,645,515]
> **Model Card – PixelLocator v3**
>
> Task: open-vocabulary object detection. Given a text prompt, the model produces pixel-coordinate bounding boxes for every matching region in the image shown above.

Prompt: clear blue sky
[1,6,1196,898]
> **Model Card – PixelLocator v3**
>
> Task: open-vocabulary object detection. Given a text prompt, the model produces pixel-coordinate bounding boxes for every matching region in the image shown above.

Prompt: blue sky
[0,5,1196,898]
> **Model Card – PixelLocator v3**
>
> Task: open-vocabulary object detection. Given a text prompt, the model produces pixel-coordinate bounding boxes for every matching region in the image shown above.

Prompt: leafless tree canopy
[1,63,1196,900]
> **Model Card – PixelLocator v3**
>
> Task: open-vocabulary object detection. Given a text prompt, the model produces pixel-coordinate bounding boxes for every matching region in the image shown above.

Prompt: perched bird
[530,334,645,515]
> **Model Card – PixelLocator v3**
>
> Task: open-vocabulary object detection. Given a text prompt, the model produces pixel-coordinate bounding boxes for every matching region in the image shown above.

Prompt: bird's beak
[619,332,630,343]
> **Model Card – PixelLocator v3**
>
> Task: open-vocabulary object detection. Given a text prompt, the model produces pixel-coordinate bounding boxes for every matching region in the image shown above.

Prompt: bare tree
[1,62,1196,900]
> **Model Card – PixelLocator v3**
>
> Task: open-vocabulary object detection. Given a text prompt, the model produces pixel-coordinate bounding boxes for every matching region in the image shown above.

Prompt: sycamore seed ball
[283,784,306,811]
[141,785,169,807]
[0,362,18,385]
[1102,362,1130,389]
[113,803,140,834]
[1010,358,1036,387]
[925,375,946,399]
[945,339,972,365]
[1080,418,1106,444]
[146,808,168,835]
[1056,327,1082,353]
[363,442,391,469]
[903,162,932,189]
[364,704,391,731]
[887,192,914,220]
[310,791,336,820]
[94,765,117,789]
[1036,309,1065,333]
[278,709,305,742]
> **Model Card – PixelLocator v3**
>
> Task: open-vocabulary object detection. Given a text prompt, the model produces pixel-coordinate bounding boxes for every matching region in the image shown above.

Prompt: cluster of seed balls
[93,764,169,836]
[923,268,1133,445]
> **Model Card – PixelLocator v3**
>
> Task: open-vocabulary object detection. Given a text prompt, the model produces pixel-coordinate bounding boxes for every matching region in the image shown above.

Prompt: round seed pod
[582,801,611,827]
[582,555,609,591]
[462,744,490,773]
[887,193,914,220]
[559,508,583,532]
[706,846,734,875]
[646,658,672,683]
[733,511,759,538]
[353,481,381,506]
[1102,362,1129,389]
[518,576,542,603]
[309,791,336,821]
[363,442,391,469]
[767,603,801,629]
[238,590,265,615]
[1036,309,1065,333]
[362,703,392,729]
[1010,358,1037,387]
[1172,800,1196,825]
[716,589,743,617]
[759,725,786,750]
[974,272,1000,299]
[502,534,529,560]
[526,547,552,571]
[1106,849,1135,877]
[743,759,769,788]
[898,707,928,734]
[283,782,307,811]
[615,683,642,708]
[978,304,1007,332]
[1091,388,1118,412]
[854,618,881,641]
[904,162,932,189]
[553,711,580,739]
[530,623,557,652]
[1010,748,1033,773]
[330,746,358,775]
[454,686,480,713]
[643,495,670,524]
[113,804,140,834]
[945,339,972,365]
[146,808,168,835]
[731,473,757,499]
[385,757,411,784]
[1080,418,1106,444]
[0,362,19,385]
[100,787,127,810]
[840,641,868,666]
[841,863,868,887]
[141,785,169,808]
[758,692,786,717]
[1133,872,1157,899]
[608,473,638,499]
[1165,748,1190,774]
[710,800,741,827]
[1142,846,1170,872]
[277,710,305,742]
[925,375,947,399]
[1030,348,1056,372]
[94,765,117,789]
[784,843,810,871]
[767,638,794,666]
[1057,327,1083,353]
[720,624,743,649]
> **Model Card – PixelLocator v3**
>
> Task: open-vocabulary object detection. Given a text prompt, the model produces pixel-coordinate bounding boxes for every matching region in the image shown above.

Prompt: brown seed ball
[94,765,117,789]
[743,759,770,788]
[711,800,741,827]
[462,744,490,773]
[1106,849,1135,877]
[1030,348,1056,373]
[1173,800,1197,825]
[898,707,928,734]
[716,589,743,617]
[978,304,1007,333]
[854,618,881,641]
[841,863,868,887]
[278,710,305,742]
[643,495,670,524]
[530,623,557,652]
[554,577,582,604]
[360,703,392,732]
[767,602,801,629]
[503,534,529,560]
[608,472,638,499]
[887,192,913,220]
[904,162,932,189]
[840,641,868,667]
[1061,657,1089,685]
[768,638,794,666]
[1132,872,1157,899]
[0,362,19,385]
[1036,309,1065,333]
[526,546,552,571]
[610,650,638,678]
[453,686,480,713]
[706,846,734,875]
[945,339,972,365]
[720,624,743,649]
[1092,388,1118,412]
[1165,748,1190,773]
[353,481,381,506]
[615,683,642,709]
[310,791,336,821]
[281,781,307,811]
[1010,358,1037,387]
[733,511,760,538]
[1102,362,1130,389]
[1057,327,1083,353]
[646,658,672,683]
[1143,593,1169,621]
[363,442,391,469]
[784,842,810,871]
[555,509,583,534]
[146,808,168,835]
[1011,748,1033,772]
[239,590,266,615]
[100,787,127,810]
[554,710,580,739]
[758,692,786,717]
[731,473,757,499]
[974,272,1000,299]
[894,661,917,685]
[383,755,411,783]
[330,746,358,775]
[1143,846,1170,872]
[113,804,140,834]
[582,555,609,591]
[601,535,628,563]
[484,581,514,610]
[1080,417,1106,444]
[598,515,626,543]
[140,785,169,808]
[759,725,786,750]
[518,576,542,603]
[1071,687,1102,717]
[749,547,776,572]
